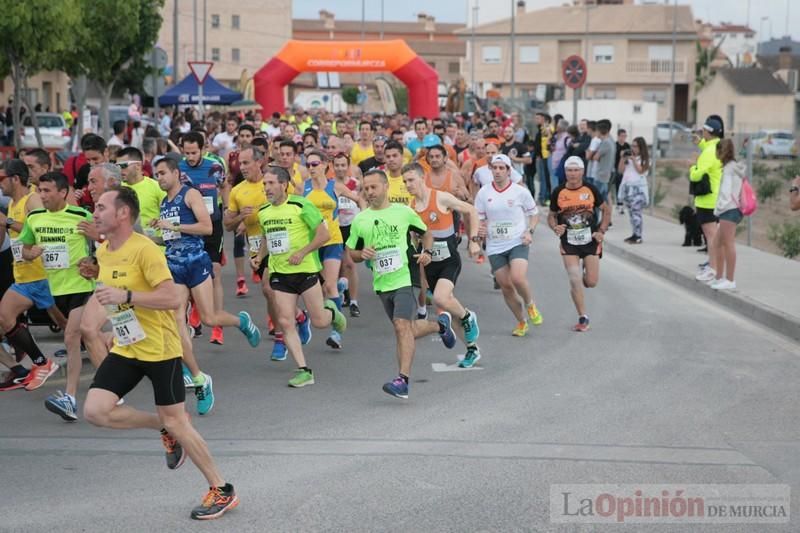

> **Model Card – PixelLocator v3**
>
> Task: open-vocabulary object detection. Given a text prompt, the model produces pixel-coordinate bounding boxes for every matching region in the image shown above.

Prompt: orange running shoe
[189,302,201,329]
[235,277,248,297]
[209,327,224,345]
[23,360,60,391]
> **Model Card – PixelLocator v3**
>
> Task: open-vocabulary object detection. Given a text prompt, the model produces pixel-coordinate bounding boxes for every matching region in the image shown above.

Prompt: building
[0,72,71,115]
[457,2,697,122]
[696,68,794,134]
[158,0,292,88]
[708,23,757,67]
[757,37,800,71]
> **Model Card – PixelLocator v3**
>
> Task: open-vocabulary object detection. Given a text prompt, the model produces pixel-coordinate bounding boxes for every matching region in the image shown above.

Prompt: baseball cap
[703,117,723,135]
[491,154,512,168]
[564,156,585,169]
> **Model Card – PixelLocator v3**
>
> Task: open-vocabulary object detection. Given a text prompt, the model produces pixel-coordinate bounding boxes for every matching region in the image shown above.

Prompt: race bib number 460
[374,248,402,274]
[110,309,147,346]
[42,243,69,269]
[566,227,592,246]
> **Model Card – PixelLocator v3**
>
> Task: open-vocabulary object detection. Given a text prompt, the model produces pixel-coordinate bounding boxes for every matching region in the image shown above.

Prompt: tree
[0,0,79,148]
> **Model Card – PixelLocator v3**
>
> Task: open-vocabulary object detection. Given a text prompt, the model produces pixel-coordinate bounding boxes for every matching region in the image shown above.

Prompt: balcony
[625,58,686,75]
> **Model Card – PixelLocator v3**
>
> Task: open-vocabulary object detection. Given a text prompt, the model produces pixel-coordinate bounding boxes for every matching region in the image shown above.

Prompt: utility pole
[360,0,366,113]
[380,0,384,40]
[668,0,677,149]
[510,0,516,101]
[203,0,207,61]
[173,0,179,80]
[193,0,198,60]
[471,2,478,95]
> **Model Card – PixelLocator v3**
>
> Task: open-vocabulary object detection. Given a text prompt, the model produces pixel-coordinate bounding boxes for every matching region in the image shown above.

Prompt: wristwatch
[5,218,14,229]
[470,236,481,243]
[422,248,433,256]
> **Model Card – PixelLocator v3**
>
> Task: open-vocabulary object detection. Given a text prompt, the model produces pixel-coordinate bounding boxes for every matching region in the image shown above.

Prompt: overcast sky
[294,0,797,41]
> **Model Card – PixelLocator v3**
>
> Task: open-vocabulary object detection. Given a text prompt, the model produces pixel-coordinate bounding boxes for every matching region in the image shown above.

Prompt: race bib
[567,227,592,246]
[338,196,357,211]
[161,216,181,241]
[42,243,69,269]
[374,248,402,274]
[202,195,215,215]
[110,309,147,346]
[430,240,451,262]
[267,231,289,254]
[11,239,23,262]
[490,221,514,240]
[248,235,263,255]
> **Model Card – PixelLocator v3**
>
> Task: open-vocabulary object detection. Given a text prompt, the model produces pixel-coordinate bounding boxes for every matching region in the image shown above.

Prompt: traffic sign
[188,61,214,84]
[562,55,587,90]
[142,74,166,97]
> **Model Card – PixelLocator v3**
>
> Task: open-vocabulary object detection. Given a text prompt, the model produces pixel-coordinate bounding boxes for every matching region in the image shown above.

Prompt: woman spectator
[710,138,744,290]
[618,136,650,244]
[549,119,570,188]
[691,116,724,282]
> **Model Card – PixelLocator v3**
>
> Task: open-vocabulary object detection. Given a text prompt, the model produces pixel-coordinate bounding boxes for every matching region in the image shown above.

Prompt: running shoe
[695,267,716,282]
[191,484,239,520]
[44,391,78,421]
[573,315,590,332]
[235,277,248,297]
[296,310,312,345]
[459,346,482,369]
[268,315,275,337]
[382,376,409,399]
[324,300,347,333]
[326,330,342,350]
[23,360,59,391]
[189,303,201,330]
[476,255,485,264]
[512,321,529,337]
[251,271,261,283]
[417,308,428,319]
[349,302,361,317]
[710,279,736,290]
[0,372,27,391]
[190,323,203,338]
[629,236,643,244]
[437,312,457,349]
[182,364,194,389]
[337,277,348,297]
[209,326,224,345]
[342,289,351,307]
[195,373,214,416]
[527,303,543,326]
[288,368,314,388]
[238,311,261,348]
[161,430,186,470]
[461,310,480,344]
[271,340,287,361]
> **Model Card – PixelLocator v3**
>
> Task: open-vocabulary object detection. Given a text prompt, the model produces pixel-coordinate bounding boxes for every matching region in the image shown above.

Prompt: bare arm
[96,279,181,311]
[154,189,212,235]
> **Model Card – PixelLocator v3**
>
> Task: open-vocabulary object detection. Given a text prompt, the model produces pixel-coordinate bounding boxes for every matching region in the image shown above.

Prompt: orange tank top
[426,169,453,193]
[414,189,454,239]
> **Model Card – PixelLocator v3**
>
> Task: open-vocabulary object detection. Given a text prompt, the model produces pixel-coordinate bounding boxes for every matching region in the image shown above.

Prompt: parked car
[749,130,797,159]
[20,113,71,150]
[655,121,692,145]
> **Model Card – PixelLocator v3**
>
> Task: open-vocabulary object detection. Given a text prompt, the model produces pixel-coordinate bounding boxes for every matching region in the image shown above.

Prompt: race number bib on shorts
[491,221,514,240]
[374,248,402,274]
[431,241,451,262]
[267,231,289,254]
[202,196,215,215]
[110,309,147,346]
[338,196,357,211]
[10,239,23,262]
[161,217,181,241]
[566,227,592,246]
[42,243,69,269]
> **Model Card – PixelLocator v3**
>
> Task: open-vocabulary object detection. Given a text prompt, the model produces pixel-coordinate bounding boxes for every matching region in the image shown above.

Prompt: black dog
[678,206,704,247]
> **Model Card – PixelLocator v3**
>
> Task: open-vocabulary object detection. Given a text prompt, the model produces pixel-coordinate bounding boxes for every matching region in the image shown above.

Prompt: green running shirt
[257,195,324,275]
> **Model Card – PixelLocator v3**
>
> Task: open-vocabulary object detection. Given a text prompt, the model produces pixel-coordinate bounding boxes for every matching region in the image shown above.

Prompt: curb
[604,241,800,343]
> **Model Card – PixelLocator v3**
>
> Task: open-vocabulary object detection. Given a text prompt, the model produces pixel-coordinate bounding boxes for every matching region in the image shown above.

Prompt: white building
[711,23,757,67]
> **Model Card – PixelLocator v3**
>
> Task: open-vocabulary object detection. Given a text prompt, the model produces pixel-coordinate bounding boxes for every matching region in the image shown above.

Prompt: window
[232,48,240,63]
[482,45,502,64]
[643,88,667,105]
[232,14,240,29]
[594,88,616,99]
[449,62,460,74]
[211,48,220,61]
[648,45,672,60]
[519,45,540,64]
[593,44,614,63]
[211,14,219,28]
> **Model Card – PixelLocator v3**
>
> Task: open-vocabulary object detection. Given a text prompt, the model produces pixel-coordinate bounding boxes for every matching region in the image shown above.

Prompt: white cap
[564,156,585,169]
[491,154,512,168]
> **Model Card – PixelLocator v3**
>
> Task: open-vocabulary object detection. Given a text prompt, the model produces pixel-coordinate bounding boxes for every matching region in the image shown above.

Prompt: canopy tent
[158,74,242,106]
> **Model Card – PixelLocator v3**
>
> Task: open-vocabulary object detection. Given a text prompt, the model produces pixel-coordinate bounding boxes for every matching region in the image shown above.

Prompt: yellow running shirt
[302,179,342,245]
[8,193,47,283]
[387,174,413,206]
[229,179,268,256]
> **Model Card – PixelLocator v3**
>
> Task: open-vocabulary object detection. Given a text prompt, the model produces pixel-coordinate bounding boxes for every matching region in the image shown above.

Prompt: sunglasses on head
[116,161,141,169]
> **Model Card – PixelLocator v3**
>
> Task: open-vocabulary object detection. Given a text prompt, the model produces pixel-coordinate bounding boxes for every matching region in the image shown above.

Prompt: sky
[294,0,798,42]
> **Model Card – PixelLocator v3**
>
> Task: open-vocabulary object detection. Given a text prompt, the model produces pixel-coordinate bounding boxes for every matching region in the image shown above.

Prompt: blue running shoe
[382,376,409,399]
[238,311,261,348]
[326,330,342,350]
[461,310,480,344]
[459,346,482,369]
[437,312,456,349]
[195,373,214,416]
[271,340,287,361]
[297,311,312,345]
[337,277,348,295]
[182,364,194,389]
[44,390,78,421]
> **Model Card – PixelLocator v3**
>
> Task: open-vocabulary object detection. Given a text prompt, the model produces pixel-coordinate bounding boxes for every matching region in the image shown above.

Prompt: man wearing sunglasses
[117,147,166,234]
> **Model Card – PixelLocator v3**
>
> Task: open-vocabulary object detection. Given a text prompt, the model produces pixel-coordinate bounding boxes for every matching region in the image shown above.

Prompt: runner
[474,154,543,337]
[383,141,413,206]
[302,150,361,349]
[153,156,261,415]
[83,187,239,521]
[547,156,610,332]
[252,165,347,387]
[17,172,95,420]
[346,169,449,399]
[332,152,364,317]
[117,147,166,233]
[403,163,483,368]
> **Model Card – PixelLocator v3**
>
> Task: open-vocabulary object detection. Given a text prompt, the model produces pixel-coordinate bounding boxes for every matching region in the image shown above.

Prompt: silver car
[750,130,797,159]
[20,113,71,150]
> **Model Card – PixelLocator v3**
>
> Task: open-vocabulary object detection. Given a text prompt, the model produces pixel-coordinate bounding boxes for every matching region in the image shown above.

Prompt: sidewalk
[603,212,800,342]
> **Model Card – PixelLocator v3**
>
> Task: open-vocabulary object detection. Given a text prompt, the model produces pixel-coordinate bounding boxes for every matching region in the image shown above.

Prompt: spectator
[692,115,724,283]
[107,120,126,148]
[790,175,800,211]
[710,138,744,290]
[613,129,630,214]
[618,136,650,244]
[591,119,615,210]
[550,119,570,191]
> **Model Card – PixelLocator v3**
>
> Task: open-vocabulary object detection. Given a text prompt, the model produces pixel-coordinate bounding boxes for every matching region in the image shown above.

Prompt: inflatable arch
[254,40,439,118]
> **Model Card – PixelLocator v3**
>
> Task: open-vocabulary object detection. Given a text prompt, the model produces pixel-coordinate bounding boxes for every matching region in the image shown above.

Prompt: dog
[678,206,705,247]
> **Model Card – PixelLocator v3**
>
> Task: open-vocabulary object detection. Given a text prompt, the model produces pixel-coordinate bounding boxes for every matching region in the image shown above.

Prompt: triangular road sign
[188,61,213,84]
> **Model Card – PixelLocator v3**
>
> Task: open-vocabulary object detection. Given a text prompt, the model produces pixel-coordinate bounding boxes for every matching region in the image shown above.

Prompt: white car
[750,130,797,159]
[655,121,692,145]
[20,113,71,150]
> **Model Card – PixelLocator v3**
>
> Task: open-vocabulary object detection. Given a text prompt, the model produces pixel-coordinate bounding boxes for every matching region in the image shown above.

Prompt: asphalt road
[2,234,799,532]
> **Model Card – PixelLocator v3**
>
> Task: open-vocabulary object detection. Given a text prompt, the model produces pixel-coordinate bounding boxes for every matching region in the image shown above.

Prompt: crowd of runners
[0,106,616,520]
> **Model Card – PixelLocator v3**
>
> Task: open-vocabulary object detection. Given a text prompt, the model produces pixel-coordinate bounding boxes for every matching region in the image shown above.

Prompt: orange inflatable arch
[254,40,439,118]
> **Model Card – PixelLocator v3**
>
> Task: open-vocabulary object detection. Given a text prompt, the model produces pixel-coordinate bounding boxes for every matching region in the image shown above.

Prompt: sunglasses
[116,161,141,169]
[307,160,323,168]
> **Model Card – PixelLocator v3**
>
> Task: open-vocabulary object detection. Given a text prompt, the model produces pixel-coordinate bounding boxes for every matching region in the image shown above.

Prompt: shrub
[751,162,769,180]
[661,165,682,182]
[393,86,408,113]
[671,203,683,221]
[341,87,359,105]
[768,221,800,258]
[779,160,800,182]
[757,178,782,203]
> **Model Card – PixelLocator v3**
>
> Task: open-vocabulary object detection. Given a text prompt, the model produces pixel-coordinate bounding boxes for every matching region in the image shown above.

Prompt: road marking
[432,363,484,372]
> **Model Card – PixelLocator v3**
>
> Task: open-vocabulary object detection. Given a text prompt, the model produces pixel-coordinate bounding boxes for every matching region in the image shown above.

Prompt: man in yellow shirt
[83,187,239,521]
[350,121,375,167]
